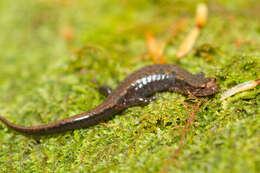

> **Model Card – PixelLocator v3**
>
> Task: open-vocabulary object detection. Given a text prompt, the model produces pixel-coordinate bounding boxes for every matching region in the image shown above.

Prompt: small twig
[161,101,201,173]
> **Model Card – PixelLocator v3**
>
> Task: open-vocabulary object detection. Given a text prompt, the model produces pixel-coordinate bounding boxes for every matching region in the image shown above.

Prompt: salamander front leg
[169,87,187,95]
[128,95,159,106]
[97,85,113,97]
[142,95,159,104]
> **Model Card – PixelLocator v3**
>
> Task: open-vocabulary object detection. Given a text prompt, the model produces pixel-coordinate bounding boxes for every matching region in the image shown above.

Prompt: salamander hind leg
[195,72,205,78]
[97,85,113,97]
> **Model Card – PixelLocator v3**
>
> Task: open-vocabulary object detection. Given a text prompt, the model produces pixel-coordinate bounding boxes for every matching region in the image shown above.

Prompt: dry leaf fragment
[145,32,166,64]
[176,27,200,58]
[177,3,208,58]
[220,79,260,100]
[196,3,208,28]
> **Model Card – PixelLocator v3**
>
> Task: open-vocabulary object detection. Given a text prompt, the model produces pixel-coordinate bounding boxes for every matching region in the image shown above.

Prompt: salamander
[0,64,219,135]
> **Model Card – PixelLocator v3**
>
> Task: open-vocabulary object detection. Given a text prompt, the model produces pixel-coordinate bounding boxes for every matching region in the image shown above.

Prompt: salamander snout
[194,78,219,96]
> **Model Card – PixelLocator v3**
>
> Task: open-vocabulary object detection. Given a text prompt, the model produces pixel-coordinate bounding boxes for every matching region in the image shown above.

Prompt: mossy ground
[0,0,259,172]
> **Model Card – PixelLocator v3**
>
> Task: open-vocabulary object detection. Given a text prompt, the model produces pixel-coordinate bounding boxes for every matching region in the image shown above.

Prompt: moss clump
[0,0,259,172]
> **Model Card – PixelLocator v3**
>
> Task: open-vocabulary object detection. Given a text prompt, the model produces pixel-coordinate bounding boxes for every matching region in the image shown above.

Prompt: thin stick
[160,101,201,173]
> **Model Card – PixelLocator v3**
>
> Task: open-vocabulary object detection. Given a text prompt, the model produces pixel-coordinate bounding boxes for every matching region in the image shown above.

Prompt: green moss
[0,0,259,172]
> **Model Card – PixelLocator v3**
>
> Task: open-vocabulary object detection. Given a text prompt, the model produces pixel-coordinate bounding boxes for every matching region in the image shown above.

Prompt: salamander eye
[206,78,216,87]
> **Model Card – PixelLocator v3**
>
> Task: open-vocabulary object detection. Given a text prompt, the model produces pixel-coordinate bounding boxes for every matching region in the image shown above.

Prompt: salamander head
[190,77,220,96]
